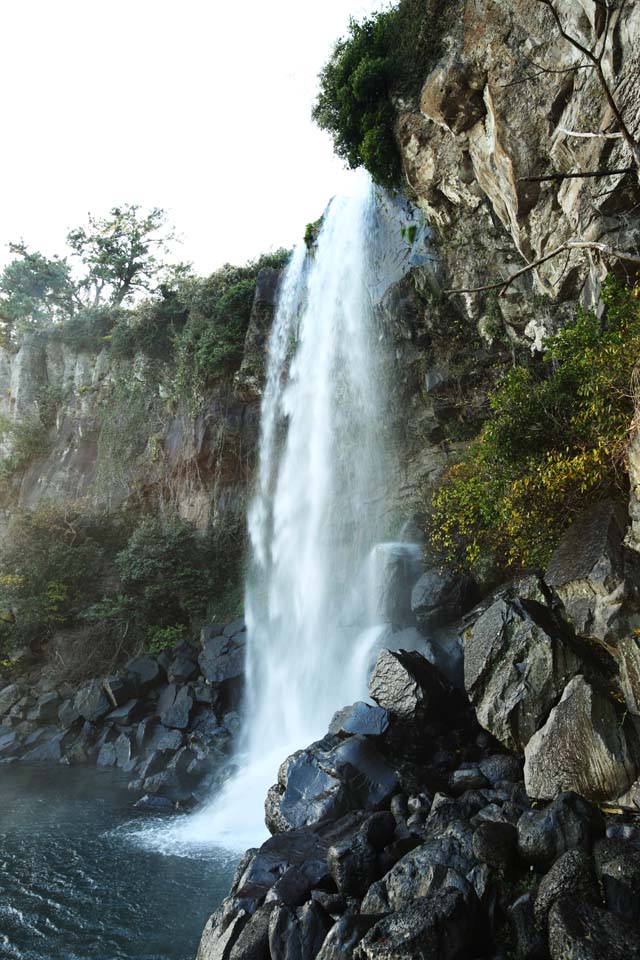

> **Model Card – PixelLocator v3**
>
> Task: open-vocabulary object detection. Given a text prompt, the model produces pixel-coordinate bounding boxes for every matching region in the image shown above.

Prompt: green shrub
[0,413,50,495]
[313,0,452,187]
[0,504,113,648]
[429,278,640,576]
[175,249,290,405]
[61,306,121,351]
[108,288,188,361]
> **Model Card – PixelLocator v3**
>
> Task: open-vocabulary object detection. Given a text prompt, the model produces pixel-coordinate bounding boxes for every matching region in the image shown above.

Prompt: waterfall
[171,173,430,850]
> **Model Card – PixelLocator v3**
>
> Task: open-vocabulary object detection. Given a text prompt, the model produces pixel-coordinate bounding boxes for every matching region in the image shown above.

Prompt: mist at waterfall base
[134,173,427,856]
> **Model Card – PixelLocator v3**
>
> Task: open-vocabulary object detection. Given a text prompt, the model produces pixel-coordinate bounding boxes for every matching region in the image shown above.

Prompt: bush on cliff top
[429,278,640,576]
[313,0,452,188]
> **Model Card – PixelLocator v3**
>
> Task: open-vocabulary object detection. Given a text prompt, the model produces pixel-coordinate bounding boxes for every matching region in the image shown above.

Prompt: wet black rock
[479,754,523,785]
[328,833,379,897]
[103,676,137,708]
[517,792,605,866]
[223,617,246,638]
[472,822,518,873]
[266,736,397,834]
[593,837,640,923]
[411,566,475,629]
[534,849,600,931]
[157,684,193,730]
[228,902,276,960]
[316,915,380,960]
[548,898,640,960]
[328,702,390,738]
[73,680,112,723]
[268,901,332,960]
[448,767,489,794]
[107,699,146,726]
[358,888,476,960]
[508,892,548,960]
[34,691,62,722]
[368,648,456,724]
[125,654,162,691]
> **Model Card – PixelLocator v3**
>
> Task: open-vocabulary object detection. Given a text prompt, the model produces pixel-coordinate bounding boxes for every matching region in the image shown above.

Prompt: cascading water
[158,172,431,851]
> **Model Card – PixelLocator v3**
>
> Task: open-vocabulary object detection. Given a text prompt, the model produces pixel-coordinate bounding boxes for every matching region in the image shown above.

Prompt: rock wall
[0,271,283,534]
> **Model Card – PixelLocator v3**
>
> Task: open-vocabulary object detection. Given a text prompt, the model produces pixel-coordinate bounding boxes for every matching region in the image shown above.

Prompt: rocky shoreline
[197,498,640,960]
[0,618,247,810]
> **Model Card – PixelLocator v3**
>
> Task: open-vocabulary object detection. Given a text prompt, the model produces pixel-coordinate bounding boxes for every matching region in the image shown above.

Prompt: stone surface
[126,654,162,691]
[411,566,474,629]
[73,680,111,723]
[315,916,379,960]
[593,837,640,923]
[534,849,600,930]
[266,735,397,835]
[524,675,639,801]
[548,898,640,960]
[368,648,455,724]
[545,500,628,640]
[328,701,390,738]
[464,595,580,754]
[517,792,604,866]
[268,901,332,960]
[358,888,476,960]
[157,684,193,730]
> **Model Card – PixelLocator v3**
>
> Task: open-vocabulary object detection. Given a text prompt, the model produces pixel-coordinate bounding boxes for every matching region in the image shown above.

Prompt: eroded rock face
[464,595,580,754]
[368,648,456,725]
[524,675,639,801]
[545,500,628,641]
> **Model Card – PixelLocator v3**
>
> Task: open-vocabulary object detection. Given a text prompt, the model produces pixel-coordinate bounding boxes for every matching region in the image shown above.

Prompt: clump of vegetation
[174,249,289,405]
[312,0,452,188]
[0,413,51,493]
[429,278,640,577]
[0,504,121,649]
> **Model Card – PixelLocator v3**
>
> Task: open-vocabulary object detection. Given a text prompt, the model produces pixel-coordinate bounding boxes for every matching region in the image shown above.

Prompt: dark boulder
[73,680,111,723]
[327,833,379,897]
[479,754,523,785]
[34,691,62,722]
[315,916,380,960]
[548,898,640,960]
[358,888,476,960]
[534,849,600,931]
[228,902,277,960]
[134,793,175,811]
[58,698,81,728]
[168,655,199,684]
[107,699,146,726]
[411,566,475,629]
[368,648,457,724]
[517,792,605,866]
[464,595,580,753]
[545,500,628,641]
[268,901,332,960]
[200,623,225,644]
[223,617,246,638]
[448,767,489,794]
[97,741,117,767]
[524,675,640,802]
[103,676,137,708]
[264,861,331,908]
[157,684,193,730]
[508,892,548,960]
[198,634,245,689]
[593,837,640,923]
[360,836,475,914]
[0,683,24,717]
[472,822,518,873]
[126,654,162,691]
[328,702,390,738]
[266,735,397,834]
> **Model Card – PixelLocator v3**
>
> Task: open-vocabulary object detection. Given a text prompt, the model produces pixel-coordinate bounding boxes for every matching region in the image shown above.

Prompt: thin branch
[536,0,640,176]
[500,63,592,88]
[444,240,640,296]
[519,166,634,182]
[556,126,623,139]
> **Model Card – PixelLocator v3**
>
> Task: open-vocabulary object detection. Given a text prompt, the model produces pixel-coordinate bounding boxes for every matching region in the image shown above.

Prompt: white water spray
[150,174,430,853]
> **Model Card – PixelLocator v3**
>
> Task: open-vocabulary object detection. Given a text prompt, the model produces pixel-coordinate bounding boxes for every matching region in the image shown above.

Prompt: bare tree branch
[536,0,640,177]
[444,240,640,297]
[556,126,623,139]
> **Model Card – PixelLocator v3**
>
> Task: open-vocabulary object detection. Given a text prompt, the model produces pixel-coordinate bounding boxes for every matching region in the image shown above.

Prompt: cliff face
[0,272,282,534]
[398,0,639,322]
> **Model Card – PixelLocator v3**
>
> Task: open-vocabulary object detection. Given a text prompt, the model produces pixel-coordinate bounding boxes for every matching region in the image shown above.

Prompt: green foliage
[89,513,244,644]
[0,504,116,647]
[146,624,186,654]
[0,244,76,328]
[0,413,50,491]
[429,278,640,576]
[313,0,450,187]
[66,204,183,307]
[108,287,188,361]
[61,305,122,352]
[175,249,290,404]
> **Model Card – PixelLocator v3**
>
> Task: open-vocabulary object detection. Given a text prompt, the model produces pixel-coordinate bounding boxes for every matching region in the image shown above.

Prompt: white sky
[0,0,386,276]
